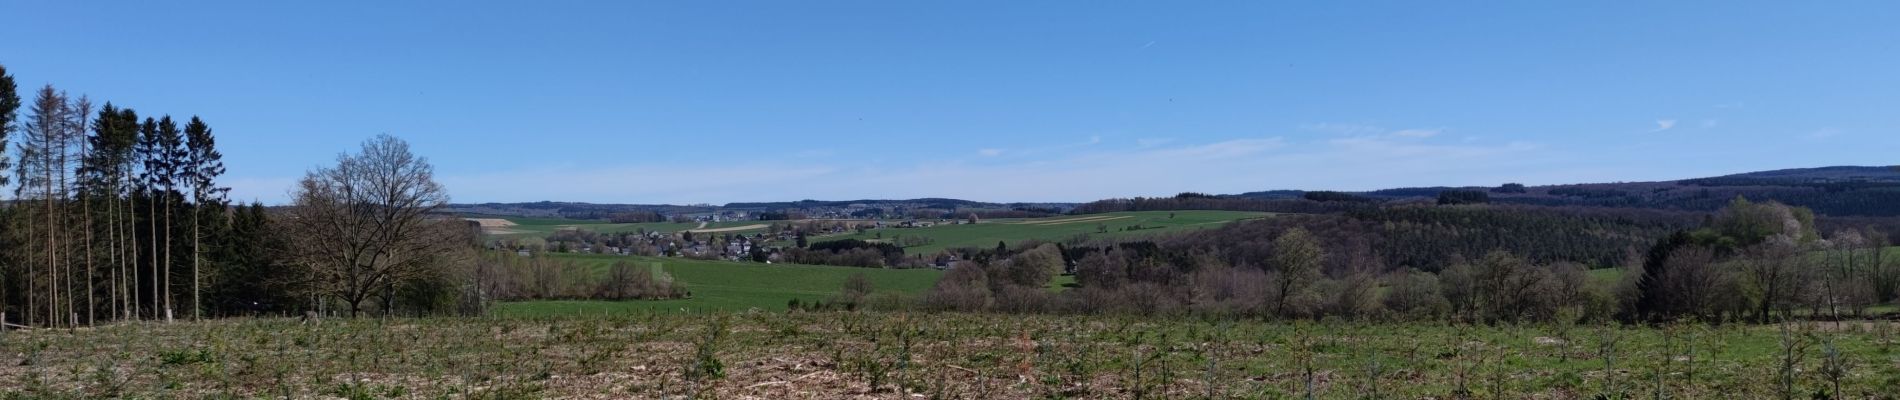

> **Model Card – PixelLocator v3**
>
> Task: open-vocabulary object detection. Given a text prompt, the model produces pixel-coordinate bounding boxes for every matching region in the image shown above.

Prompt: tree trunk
[148,192,158,321]
[26,211,36,326]
[115,194,125,320]
[163,194,172,322]
[108,191,119,320]
[192,206,200,320]
[127,192,139,320]
[46,145,58,327]
[84,191,95,325]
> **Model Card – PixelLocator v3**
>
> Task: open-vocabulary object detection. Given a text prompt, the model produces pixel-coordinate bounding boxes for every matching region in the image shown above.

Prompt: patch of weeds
[159,349,216,366]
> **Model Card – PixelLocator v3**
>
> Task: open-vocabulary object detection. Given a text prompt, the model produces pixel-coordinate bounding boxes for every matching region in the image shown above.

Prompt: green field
[493,254,942,316]
[824,210,1269,255]
[482,211,1259,316]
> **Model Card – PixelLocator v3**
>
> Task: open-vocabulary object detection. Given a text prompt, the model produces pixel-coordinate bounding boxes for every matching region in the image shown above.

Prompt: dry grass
[3,313,1898,399]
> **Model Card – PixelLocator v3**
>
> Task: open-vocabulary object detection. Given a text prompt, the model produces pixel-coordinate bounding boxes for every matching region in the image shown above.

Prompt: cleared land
[494,254,942,316]
[831,210,1268,255]
[466,218,525,235]
[4,313,1896,398]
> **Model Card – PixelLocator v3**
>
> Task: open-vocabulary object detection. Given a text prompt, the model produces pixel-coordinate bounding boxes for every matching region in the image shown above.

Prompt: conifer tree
[182,116,225,320]
[136,117,162,320]
[0,65,16,326]
[83,104,140,321]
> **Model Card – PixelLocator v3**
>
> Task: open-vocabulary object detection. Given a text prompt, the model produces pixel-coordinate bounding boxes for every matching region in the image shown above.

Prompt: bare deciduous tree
[283,134,464,317]
[1269,227,1323,317]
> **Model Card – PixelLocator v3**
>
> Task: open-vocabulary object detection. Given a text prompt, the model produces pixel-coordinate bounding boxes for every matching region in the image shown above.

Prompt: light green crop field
[493,254,942,316]
[822,210,1270,255]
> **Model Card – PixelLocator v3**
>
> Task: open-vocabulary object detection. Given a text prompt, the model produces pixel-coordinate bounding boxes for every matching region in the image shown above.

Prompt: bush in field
[992,243,1062,289]
[923,262,992,311]
[1075,251,1129,289]
[823,272,878,310]
[480,254,686,301]
[1322,273,1382,318]
[1382,268,1449,319]
[1187,265,1268,316]
[1268,228,1324,318]
[595,261,689,300]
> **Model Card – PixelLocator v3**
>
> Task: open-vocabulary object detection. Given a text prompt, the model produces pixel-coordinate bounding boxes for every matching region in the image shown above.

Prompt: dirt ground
[467,218,526,234]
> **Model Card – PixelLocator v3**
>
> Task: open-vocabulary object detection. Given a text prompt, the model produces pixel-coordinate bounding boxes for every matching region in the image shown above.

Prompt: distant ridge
[446,198,1074,219]
[450,166,1900,218]
[1226,165,1900,217]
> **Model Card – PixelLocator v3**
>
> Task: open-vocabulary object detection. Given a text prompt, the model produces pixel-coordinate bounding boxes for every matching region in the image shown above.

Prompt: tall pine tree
[154,116,184,321]
[19,86,69,327]
[136,117,161,320]
[0,64,16,193]
[182,116,225,320]
[115,107,139,320]
[83,104,140,321]
[0,65,17,327]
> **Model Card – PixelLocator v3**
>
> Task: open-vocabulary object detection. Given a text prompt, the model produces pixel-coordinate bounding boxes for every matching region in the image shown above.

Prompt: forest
[0,65,266,326]
[0,66,482,327]
[916,197,1897,325]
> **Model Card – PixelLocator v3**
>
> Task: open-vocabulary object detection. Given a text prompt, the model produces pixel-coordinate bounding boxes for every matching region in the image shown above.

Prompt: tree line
[1070,195,1370,215]
[470,252,687,301]
[1,66,483,327]
[911,197,1897,324]
[0,66,253,327]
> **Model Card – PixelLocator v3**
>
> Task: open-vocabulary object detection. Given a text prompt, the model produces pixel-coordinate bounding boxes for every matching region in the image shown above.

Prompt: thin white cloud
[1652,119,1677,132]
[1140,40,1156,49]
[1147,137,1286,159]
[1806,128,1840,140]
[1300,122,1385,136]
[980,136,1101,158]
[1136,137,1176,148]
[1390,128,1441,138]
[1700,119,1718,129]
[1305,123,1444,139]
[439,164,842,205]
[426,134,1552,204]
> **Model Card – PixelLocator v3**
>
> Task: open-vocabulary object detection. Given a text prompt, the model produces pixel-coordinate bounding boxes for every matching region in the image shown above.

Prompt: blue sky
[3,1,1895,204]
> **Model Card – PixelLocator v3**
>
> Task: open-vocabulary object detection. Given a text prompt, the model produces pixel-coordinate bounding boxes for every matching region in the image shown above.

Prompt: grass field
[5,312,1897,399]
[493,254,942,316]
[827,210,1269,255]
